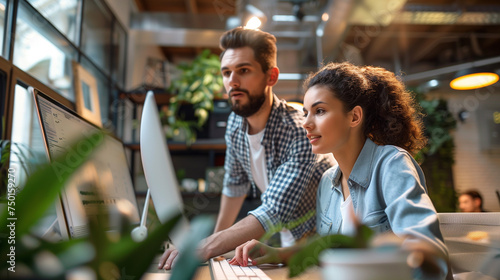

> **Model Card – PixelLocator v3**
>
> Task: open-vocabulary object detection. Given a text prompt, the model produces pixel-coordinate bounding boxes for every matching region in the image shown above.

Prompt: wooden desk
[142,262,321,280]
[143,250,321,280]
[193,264,321,280]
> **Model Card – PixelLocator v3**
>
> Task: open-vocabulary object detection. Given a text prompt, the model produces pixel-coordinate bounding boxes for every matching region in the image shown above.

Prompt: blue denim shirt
[316,138,450,279]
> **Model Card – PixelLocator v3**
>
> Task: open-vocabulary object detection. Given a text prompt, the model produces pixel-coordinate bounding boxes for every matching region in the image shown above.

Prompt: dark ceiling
[132,0,500,88]
[133,0,237,59]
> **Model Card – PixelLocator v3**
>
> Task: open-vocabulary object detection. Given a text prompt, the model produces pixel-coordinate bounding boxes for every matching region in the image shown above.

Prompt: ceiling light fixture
[245,16,262,29]
[428,79,439,88]
[243,4,266,30]
[287,101,303,111]
[450,69,499,90]
[272,15,318,22]
[322,13,329,22]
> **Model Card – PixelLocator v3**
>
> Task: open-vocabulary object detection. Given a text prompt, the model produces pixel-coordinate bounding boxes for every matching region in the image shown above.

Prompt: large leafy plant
[413,90,457,212]
[0,131,213,279]
[413,94,456,163]
[0,140,45,197]
[0,117,45,197]
[165,49,223,144]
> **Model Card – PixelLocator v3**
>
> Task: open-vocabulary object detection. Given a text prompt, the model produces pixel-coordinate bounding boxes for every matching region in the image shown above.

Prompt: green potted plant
[164,49,223,145]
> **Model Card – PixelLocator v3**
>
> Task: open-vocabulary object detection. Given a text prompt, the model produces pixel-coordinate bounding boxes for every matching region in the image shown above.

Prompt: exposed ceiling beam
[398,23,409,71]
[134,0,145,11]
[185,0,201,53]
[403,4,500,13]
[409,25,457,64]
[319,0,359,62]
[187,0,198,14]
[357,30,500,39]
[131,12,228,30]
[364,24,398,64]
[132,28,224,48]
[394,11,500,25]
[403,55,500,82]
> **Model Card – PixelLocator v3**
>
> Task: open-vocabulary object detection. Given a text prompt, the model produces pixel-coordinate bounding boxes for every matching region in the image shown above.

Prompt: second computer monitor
[34,88,140,239]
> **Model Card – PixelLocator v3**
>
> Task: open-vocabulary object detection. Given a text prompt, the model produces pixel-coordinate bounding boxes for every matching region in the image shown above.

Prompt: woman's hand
[228,239,282,266]
[158,248,179,270]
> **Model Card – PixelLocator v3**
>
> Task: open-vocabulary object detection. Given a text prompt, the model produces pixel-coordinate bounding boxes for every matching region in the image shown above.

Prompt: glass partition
[81,0,111,75]
[13,1,77,101]
[112,21,126,88]
[10,84,48,187]
[0,0,7,58]
[26,0,81,44]
[0,66,6,138]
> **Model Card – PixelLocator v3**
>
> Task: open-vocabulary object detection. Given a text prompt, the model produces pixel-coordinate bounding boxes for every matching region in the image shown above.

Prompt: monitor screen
[33,88,140,239]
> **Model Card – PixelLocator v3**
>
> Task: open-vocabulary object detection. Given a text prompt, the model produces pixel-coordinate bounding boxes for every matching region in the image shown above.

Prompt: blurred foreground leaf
[170,215,215,280]
[288,225,373,278]
[101,213,182,279]
[0,131,196,280]
[0,131,104,250]
[260,210,316,243]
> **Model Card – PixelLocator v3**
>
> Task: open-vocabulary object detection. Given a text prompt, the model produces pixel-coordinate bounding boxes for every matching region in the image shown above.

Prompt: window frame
[0,55,12,139]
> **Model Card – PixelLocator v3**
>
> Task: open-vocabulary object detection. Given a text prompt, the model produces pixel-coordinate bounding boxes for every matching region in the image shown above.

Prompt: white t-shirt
[340,195,356,237]
[247,129,268,193]
[247,128,295,247]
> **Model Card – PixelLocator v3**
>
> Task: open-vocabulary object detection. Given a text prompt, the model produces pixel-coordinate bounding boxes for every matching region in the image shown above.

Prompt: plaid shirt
[222,94,334,239]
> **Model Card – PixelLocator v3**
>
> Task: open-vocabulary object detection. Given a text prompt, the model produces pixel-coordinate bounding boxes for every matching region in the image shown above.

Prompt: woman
[229,62,451,279]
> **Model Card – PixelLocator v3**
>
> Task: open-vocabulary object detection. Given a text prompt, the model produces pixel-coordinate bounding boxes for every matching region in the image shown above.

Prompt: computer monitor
[33,87,140,239]
[139,90,189,246]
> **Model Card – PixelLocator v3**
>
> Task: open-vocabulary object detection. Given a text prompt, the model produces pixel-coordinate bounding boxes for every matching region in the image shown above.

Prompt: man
[458,190,486,212]
[159,27,333,269]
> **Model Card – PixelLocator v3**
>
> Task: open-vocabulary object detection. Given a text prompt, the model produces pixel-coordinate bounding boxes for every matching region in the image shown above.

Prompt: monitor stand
[131,189,151,242]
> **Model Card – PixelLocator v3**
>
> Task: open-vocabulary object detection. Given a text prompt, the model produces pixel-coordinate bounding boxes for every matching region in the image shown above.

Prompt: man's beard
[230,88,266,118]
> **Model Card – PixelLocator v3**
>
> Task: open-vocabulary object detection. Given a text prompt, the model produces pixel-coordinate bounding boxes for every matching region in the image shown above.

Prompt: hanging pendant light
[450,69,499,90]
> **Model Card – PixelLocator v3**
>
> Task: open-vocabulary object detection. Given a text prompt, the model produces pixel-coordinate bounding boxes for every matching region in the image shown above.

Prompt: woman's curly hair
[304,62,427,155]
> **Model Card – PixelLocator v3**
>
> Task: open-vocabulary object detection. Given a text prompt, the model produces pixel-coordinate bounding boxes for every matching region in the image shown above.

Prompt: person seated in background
[458,190,487,212]
[230,62,452,280]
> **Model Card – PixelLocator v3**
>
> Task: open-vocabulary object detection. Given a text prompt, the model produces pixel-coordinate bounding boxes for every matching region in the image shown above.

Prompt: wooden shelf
[135,191,222,197]
[125,138,226,151]
[119,91,172,105]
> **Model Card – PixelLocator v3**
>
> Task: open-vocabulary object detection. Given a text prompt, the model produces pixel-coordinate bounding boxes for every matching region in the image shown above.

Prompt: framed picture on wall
[72,61,102,127]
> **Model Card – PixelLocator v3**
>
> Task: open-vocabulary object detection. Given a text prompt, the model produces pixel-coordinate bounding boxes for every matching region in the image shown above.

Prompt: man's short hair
[219,27,277,73]
[461,190,484,209]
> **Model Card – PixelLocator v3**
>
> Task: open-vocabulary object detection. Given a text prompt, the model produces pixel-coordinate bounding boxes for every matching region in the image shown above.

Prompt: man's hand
[157,215,266,270]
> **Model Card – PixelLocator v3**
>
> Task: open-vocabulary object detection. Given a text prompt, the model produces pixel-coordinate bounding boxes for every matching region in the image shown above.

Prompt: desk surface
[143,250,321,280]
[142,265,321,280]
[196,264,320,280]
[142,261,321,280]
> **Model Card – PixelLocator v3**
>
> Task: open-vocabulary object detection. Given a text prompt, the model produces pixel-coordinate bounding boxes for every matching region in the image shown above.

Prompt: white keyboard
[209,257,271,280]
